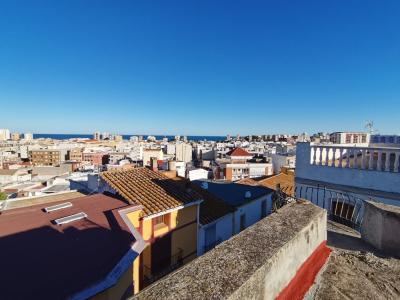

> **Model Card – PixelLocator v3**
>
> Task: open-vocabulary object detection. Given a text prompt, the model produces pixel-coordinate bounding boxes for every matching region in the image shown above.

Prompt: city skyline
[1,1,400,135]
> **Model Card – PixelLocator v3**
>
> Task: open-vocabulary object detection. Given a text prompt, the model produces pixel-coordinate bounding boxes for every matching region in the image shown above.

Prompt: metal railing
[286,184,366,232]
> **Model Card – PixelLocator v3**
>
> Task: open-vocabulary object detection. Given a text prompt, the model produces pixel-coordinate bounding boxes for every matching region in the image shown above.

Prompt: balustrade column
[394,152,400,173]
[312,147,317,165]
[345,148,351,168]
[331,148,336,167]
[353,148,358,168]
[319,147,323,166]
[325,148,330,166]
[369,150,374,170]
[361,149,366,169]
[377,151,383,171]
[385,152,391,172]
[338,148,343,168]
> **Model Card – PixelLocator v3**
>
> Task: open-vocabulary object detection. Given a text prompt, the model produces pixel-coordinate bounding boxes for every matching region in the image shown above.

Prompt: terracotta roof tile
[101,168,200,217]
[226,148,252,157]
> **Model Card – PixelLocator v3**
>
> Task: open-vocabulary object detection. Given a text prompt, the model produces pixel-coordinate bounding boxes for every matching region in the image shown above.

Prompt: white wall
[197,194,273,256]
[296,142,400,195]
[189,169,209,181]
[198,214,233,256]
[233,194,272,234]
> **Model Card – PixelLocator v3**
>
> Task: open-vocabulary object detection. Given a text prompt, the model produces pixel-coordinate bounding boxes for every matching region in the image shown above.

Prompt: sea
[33,134,226,142]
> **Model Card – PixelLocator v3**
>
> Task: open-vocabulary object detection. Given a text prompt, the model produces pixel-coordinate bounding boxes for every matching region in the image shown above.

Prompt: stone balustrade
[310,145,400,173]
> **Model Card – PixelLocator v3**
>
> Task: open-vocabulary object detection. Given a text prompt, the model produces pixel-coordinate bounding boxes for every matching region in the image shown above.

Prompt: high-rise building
[93,132,101,140]
[0,129,11,141]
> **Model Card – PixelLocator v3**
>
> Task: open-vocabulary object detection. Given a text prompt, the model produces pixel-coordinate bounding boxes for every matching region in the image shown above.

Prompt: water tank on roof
[201,182,208,190]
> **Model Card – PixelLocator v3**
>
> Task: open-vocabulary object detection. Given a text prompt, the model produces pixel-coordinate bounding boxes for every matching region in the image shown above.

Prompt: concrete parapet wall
[361,201,400,257]
[132,202,328,300]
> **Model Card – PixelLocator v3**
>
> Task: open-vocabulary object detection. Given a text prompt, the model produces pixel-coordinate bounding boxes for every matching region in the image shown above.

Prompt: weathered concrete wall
[361,201,400,257]
[132,202,327,300]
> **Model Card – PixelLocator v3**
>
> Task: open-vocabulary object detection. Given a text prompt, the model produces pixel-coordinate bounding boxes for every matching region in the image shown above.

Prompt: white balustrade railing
[310,145,400,173]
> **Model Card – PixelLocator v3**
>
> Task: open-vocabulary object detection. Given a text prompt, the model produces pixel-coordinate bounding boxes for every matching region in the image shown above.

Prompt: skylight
[44,202,73,213]
[54,212,87,225]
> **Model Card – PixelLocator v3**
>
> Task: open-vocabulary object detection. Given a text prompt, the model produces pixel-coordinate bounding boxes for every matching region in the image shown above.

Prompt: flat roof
[0,194,138,299]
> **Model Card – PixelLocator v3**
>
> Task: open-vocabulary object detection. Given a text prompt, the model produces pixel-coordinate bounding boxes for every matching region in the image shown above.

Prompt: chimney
[151,157,158,172]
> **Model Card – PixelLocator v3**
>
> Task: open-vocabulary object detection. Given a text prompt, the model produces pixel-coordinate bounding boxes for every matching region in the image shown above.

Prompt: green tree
[0,192,7,201]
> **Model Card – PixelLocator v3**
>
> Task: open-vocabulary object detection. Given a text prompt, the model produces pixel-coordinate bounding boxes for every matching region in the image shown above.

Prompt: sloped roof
[226,148,252,157]
[237,173,295,196]
[192,180,274,207]
[172,177,235,225]
[101,168,200,217]
[258,173,295,196]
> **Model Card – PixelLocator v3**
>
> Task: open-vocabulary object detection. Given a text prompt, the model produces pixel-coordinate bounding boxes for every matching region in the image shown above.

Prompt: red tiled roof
[0,194,138,299]
[226,148,252,157]
[101,167,200,217]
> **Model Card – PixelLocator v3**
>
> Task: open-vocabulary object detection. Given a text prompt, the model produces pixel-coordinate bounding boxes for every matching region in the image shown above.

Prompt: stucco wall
[361,201,400,257]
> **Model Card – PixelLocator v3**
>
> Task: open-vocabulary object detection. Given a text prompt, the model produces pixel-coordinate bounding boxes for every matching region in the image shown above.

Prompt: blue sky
[1,1,399,135]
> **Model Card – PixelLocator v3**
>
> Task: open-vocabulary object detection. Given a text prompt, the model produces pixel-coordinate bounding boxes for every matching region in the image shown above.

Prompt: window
[240,214,246,231]
[154,215,166,225]
[353,134,358,143]
[361,135,367,143]
[346,134,351,143]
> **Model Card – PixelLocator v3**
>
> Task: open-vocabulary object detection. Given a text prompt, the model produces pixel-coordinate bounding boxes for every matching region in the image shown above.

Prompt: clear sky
[1,1,399,136]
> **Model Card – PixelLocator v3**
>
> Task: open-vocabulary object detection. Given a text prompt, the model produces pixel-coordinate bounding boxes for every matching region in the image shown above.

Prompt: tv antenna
[365,120,376,134]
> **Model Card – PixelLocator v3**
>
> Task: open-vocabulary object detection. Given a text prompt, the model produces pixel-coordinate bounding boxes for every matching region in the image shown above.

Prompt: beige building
[143,149,163,166]
[176,143,192,163]
[30,150,62,166]
[69,148,83,162]
[11,133,21,141]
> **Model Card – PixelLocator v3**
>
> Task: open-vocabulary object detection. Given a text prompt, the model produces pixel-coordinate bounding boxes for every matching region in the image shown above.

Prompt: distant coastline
[33,133,226,142]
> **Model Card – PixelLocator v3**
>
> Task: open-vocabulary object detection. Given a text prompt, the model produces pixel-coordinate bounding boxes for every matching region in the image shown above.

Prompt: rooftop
[192,180,274,207]
[171,177,235,225]
[226,147,252,157]
[0,194,140,299]
[101,167,201,217]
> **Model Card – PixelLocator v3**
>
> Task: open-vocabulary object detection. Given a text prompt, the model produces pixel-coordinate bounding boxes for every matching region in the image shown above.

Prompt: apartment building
[219,148,273,181]
[30,149,62,166]
[329,132,370,145]
[11,133,20,141]
[100,167,202,294]
[68,147,83,162]
[175,143,192,163]
[0,129,11,141]
[142,149,163,166]
[82,152,109,166]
